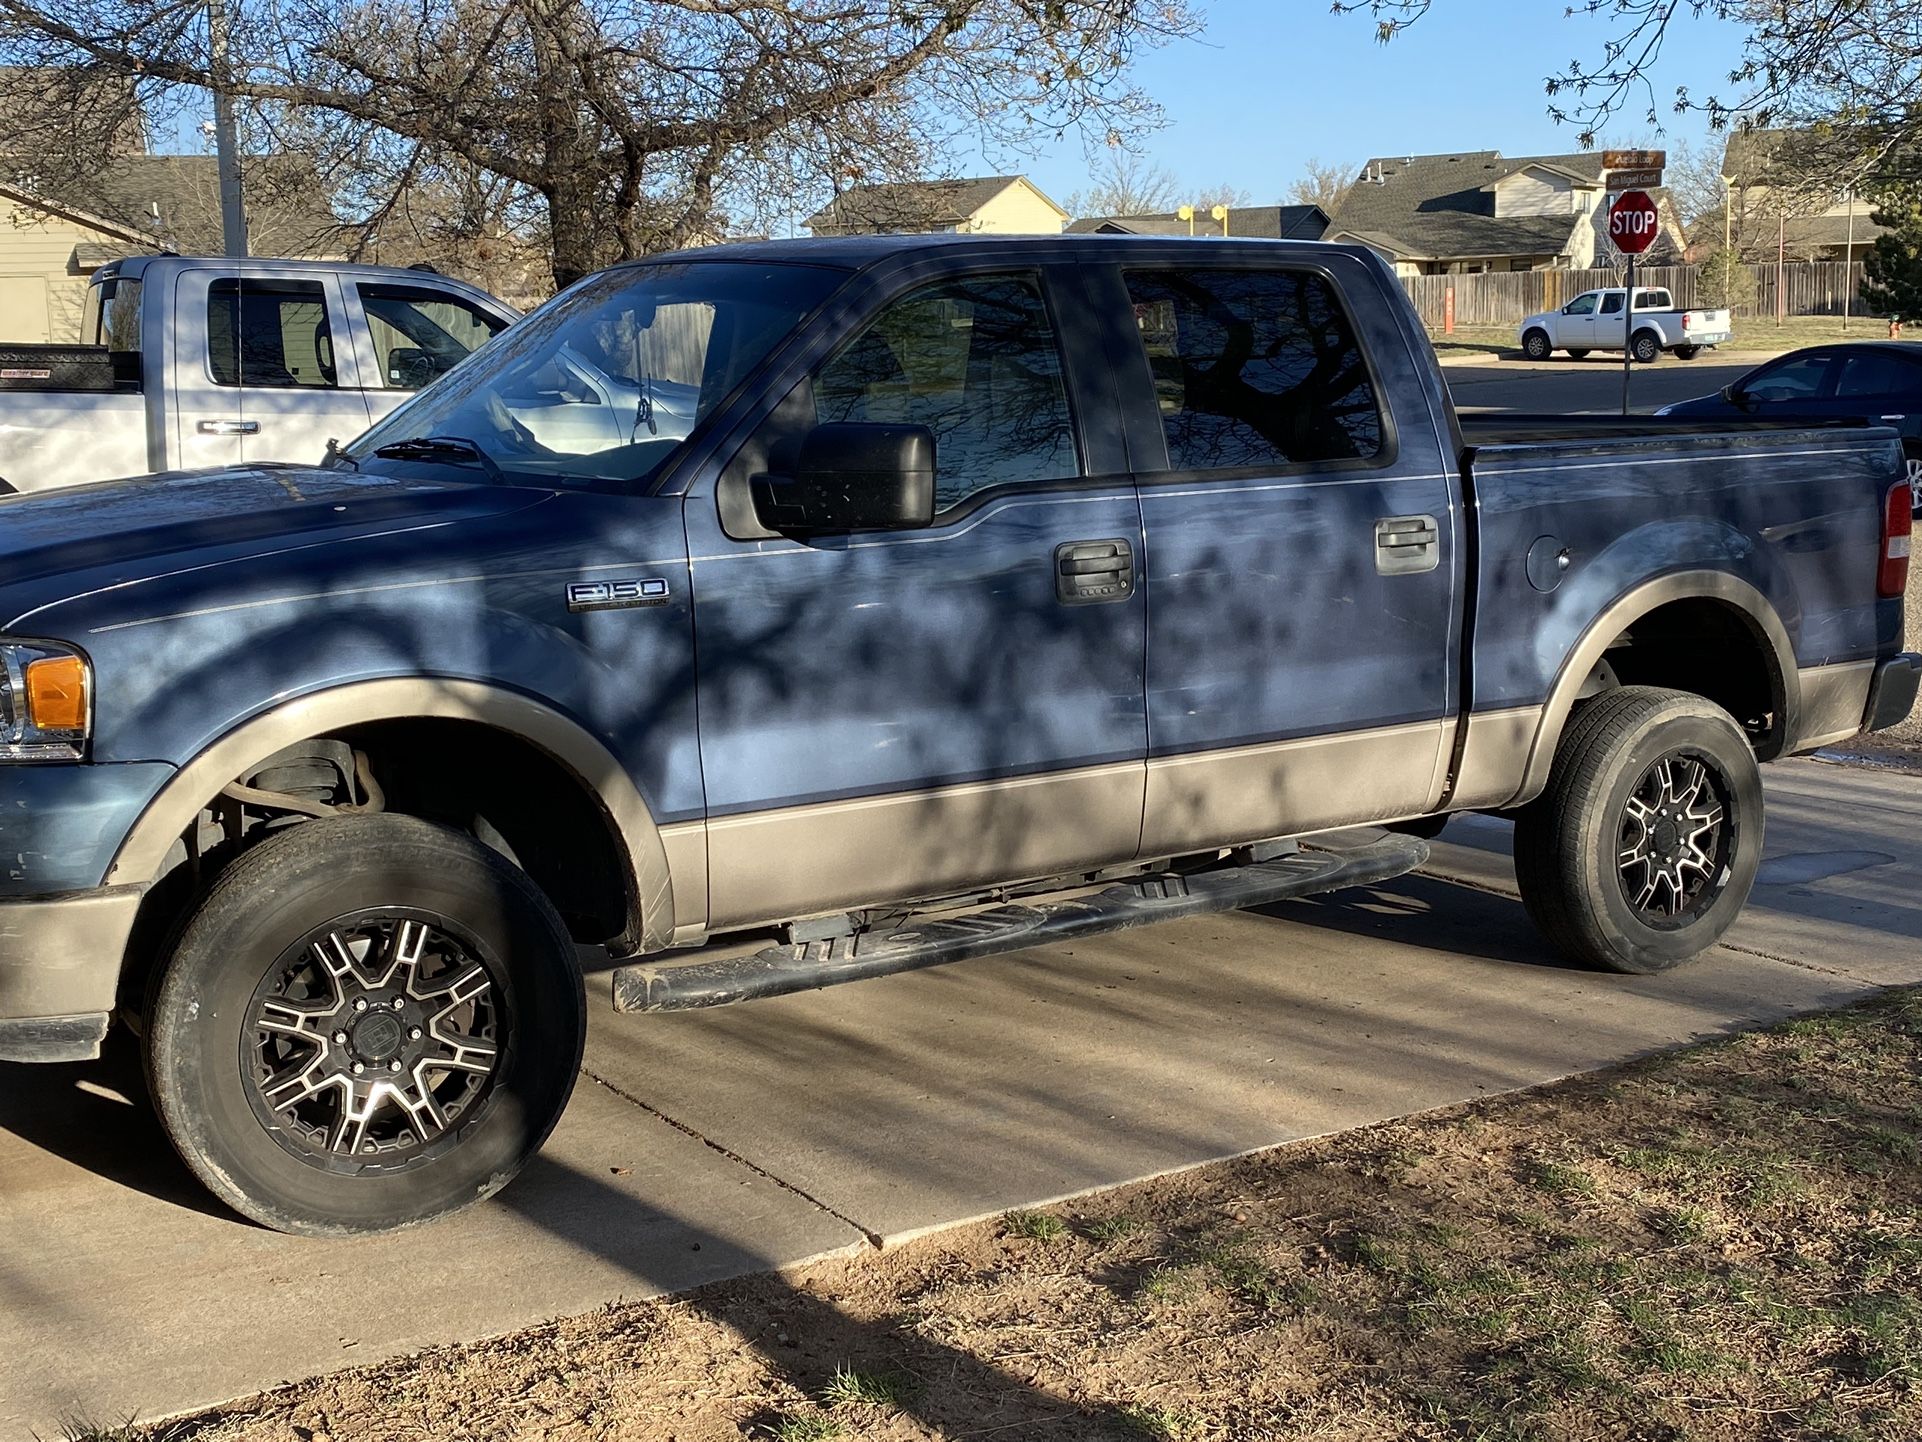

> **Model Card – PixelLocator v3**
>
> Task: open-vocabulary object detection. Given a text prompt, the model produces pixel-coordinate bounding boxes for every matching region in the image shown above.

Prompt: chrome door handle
[1881,414,1907,422]
[197,419,260,435]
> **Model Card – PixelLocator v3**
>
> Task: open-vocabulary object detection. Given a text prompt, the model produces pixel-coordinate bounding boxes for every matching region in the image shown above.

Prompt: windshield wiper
[372,435,505,482]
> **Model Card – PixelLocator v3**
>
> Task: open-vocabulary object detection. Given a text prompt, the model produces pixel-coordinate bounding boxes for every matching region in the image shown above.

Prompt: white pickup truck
[0,255,515,493]
[1517,287,1732,364]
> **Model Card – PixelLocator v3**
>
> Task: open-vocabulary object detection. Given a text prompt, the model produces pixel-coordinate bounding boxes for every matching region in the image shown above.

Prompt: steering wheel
[482,390,547,453]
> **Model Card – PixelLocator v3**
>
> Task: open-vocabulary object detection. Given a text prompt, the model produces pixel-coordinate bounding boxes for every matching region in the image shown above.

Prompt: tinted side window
[813,273,1077,509]
[1565,294,1598,315]
[1747,353,1833,401]
[208,279,336,388]
[358,284,507,389]
[1835,351,1921,398]
[1599,293,1624,314]
[1123,268,1384,471]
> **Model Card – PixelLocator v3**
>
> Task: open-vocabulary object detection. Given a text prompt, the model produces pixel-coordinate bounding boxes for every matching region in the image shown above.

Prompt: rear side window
[208,279,336,388]
[1600,293,1624,314]
[1835,350,1921,398]
[1123,268,1384,471]
[812,272,1078,509]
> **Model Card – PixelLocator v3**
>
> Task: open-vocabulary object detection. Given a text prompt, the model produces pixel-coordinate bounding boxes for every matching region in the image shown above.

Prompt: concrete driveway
[3,758,1919,1437]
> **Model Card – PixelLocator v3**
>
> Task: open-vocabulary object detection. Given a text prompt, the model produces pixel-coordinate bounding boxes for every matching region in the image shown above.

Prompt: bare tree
[0,0,1198,289]
[1190,181,1253,211]
[1287,157,1356,212]
[1063,147,1182,219]
[1334,0,1922,187]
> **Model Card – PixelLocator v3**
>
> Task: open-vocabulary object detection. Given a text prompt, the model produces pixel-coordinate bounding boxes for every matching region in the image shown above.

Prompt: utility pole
[208,0,247,257]
[1843,186,1856,333]
[1777,214,1786,328]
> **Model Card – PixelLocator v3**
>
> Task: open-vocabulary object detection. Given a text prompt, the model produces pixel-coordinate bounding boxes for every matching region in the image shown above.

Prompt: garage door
[0,274,52,342]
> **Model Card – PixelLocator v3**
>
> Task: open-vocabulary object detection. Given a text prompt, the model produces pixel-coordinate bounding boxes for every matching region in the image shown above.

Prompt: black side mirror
[752,422,936,534]
[1720,383,1750,408]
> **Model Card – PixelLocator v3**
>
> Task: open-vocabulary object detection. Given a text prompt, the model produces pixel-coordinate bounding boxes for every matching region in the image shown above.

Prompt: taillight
[1683,311,1693,328]
[1881,482,1913,598]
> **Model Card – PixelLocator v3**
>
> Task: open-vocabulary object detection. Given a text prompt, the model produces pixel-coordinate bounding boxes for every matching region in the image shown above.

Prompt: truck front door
[1105,254,1462,854]
[684,263,1149,930]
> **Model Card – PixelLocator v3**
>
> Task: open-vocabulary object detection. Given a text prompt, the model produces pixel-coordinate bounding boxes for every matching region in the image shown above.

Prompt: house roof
[36,154,342,256]
[1065,204,1327,240]
[803,175,1065,234]
[1329,149,1678,260]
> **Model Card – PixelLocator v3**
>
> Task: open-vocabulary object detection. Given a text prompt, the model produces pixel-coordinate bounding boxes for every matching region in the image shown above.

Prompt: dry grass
[125,991,1922,1441]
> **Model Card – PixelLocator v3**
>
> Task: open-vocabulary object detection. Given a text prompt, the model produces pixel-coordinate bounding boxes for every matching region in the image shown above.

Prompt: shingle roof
[44,155,342,256]
[803,176,1064,234]
[1064,204,1327,239]
[1328,150,1601,260]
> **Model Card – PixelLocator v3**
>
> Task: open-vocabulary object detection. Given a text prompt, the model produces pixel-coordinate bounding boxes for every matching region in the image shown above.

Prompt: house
[803,175,1068,237]
[1065,204,1328,239]
[1720,128,1882,262]
[0,156,343,342]
[1324,150,1687,276]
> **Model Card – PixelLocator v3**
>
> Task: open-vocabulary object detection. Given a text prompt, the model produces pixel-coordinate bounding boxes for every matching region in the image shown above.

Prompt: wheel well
[119,719,633,1019]
[1586,598,1787,758]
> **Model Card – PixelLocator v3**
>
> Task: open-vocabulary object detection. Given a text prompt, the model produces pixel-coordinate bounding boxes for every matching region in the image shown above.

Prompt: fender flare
[107,678,678,952]
[1512,570,1798,805]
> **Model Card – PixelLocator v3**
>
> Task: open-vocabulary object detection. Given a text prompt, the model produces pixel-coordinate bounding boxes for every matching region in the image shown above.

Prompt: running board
[612,835,1428,1014]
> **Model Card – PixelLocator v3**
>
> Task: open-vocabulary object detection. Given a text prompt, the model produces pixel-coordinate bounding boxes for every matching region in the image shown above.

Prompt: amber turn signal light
[24,654,88,731]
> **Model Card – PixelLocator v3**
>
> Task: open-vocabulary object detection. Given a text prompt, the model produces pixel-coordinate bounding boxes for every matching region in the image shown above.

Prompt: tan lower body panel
[1138,719,1451,858]
[658,821,709,945]
[1448,705,1544,811]
[704,761,1147,932]
[1793,660,1876,751]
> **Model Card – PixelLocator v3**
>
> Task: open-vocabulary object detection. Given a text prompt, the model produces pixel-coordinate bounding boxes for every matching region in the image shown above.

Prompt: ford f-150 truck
[1518,287,1733,362]
[0,255,515,493]
[0,235,1913,1236]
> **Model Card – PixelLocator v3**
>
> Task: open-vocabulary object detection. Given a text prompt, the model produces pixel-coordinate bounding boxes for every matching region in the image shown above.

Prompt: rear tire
[1566,348,1591,360]
[1522,329,1552,361]
[146,813,584,1236]
[1513,687,1763,974]
[1673,344,1701,360]
[1630,330,1662,364]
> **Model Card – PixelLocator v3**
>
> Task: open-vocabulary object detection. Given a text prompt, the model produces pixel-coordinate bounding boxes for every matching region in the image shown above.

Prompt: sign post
[1608,188,1661,415]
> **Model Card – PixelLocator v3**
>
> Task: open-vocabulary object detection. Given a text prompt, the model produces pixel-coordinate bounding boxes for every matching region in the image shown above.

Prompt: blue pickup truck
[1,235,1915,1235]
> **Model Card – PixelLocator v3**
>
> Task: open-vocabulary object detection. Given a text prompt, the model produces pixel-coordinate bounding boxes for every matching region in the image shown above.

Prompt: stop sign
[1609,189,1660,254]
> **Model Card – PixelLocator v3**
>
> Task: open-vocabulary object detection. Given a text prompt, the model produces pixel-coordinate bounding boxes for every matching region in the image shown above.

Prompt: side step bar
[612,834,1428,1014]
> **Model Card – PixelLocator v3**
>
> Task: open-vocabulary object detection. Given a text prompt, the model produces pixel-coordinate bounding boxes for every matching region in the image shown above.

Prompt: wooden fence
[1403,261,1882,330]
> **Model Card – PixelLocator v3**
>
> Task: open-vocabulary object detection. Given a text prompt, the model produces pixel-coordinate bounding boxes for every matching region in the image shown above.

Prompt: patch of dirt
[131,992,1922,1442]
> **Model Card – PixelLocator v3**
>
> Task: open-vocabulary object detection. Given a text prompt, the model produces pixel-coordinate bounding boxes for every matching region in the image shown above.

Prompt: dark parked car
[1656,342,1922,508]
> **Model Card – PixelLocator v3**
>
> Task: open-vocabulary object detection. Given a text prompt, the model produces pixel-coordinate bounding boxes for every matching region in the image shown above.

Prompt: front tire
[147,814,584,1236]
[1630,330,1662,364]
[1513,687,1763,974]
[1521,329,1552,361]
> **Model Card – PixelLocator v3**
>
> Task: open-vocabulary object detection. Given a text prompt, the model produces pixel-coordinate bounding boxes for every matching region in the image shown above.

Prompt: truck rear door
[1098,250,1463,853]
[172,270,375,470]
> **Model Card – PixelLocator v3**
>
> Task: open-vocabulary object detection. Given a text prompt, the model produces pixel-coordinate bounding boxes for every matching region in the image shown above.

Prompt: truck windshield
[347,260,844,488]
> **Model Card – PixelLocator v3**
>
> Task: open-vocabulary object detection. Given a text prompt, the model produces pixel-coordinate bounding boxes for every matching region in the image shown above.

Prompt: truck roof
[636,232,1385,272]
[96,254,487,287]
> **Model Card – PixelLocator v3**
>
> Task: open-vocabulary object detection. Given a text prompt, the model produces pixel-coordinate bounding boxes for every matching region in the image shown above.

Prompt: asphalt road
[1443,354,1758,415]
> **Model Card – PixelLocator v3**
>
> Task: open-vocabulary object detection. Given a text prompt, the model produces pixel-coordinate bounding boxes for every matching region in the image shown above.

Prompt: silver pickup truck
[0,256,515,493]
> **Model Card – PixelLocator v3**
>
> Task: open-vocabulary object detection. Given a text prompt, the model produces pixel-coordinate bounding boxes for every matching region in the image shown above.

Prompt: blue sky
[991,0,1757,209]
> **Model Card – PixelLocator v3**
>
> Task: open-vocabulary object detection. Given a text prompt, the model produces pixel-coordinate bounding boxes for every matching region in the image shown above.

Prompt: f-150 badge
[565,577,669,613]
